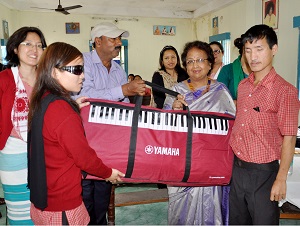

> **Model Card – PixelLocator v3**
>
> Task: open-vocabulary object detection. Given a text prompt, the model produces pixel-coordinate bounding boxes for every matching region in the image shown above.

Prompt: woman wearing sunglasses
[27,42,124,225]
[0,26,47,225]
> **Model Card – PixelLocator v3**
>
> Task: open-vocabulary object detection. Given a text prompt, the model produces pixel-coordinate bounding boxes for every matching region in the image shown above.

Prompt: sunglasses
[59,65,84,75]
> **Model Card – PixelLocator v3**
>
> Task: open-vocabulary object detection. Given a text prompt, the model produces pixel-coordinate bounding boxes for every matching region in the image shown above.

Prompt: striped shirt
[230,68,300,163]
[73,50,129,102]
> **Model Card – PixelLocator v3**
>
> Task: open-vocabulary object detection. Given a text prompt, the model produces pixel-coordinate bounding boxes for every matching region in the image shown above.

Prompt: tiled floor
[115,184,168,225]
[1,183,300,225]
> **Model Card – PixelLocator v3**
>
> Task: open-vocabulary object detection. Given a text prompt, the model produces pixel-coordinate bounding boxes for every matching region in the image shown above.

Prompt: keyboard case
[81,97,235,186]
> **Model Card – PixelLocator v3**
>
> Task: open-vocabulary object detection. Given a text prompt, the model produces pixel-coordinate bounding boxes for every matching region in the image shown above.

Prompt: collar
[91,50,118,72]
[248,67,277,90]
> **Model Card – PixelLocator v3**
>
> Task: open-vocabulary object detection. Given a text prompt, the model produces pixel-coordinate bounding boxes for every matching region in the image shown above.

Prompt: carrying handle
[125,81,193,183]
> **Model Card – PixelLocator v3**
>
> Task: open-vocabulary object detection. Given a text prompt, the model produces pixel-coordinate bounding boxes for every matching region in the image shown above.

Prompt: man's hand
[270,178,286,201]
[123,79,146,96]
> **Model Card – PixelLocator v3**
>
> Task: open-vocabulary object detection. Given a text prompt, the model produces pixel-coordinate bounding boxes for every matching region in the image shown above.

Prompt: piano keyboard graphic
[88,105,229,135]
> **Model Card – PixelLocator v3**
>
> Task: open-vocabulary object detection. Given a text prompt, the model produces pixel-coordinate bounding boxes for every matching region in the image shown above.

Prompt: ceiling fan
[31,0,82,15]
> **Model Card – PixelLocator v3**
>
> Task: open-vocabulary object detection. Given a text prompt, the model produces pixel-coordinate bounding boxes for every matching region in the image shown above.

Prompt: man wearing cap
[73,22,145,225]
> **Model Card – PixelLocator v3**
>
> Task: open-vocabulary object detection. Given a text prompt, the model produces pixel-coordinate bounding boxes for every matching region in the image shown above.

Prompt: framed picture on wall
[262,0,279,30]
[65,22,80,34]
[212,17,219,35]
[153,25,176,36]
[2,20,9,40]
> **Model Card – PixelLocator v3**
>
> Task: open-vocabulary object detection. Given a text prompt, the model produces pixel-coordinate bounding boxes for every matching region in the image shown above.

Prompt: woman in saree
[164,40,235,225]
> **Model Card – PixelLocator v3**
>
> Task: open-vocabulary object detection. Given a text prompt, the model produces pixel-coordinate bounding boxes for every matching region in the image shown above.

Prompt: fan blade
[63,5,82,11]
[30,7,55,10]
[60,10,70,15]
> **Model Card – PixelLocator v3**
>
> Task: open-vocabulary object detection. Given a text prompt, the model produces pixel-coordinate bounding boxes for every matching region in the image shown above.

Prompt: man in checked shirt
[229,24,300,225]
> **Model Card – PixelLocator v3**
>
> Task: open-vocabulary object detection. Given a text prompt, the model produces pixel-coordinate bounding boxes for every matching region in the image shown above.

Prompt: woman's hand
[172,94,187,110]
[76,96,90,109]
[105,169,125,184]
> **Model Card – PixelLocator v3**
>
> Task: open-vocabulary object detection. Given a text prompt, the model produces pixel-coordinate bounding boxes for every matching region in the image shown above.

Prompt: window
[209,32,231,65]
[0,39,7,65]
[293,16,300,98]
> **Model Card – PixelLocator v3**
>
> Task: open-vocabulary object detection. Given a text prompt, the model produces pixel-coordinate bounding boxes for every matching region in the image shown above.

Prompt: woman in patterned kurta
[0,27,47,225]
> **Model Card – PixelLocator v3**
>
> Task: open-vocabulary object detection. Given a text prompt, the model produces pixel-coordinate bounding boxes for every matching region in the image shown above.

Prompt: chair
[280,202,300,219]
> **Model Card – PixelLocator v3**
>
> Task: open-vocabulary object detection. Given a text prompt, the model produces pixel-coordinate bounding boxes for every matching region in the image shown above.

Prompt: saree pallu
[164,81,236,225]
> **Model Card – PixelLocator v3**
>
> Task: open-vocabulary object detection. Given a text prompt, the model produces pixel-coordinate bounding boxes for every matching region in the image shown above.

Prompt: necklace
[187,77,211,98]
[167,70,177,81]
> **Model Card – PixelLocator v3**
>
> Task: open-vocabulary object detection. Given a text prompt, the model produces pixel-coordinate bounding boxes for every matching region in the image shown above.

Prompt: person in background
[229,24,299,225]
[0,26,47,225]
[27,42,124,225]
[128,73,134,82]
[209,41,224,79]
[164,40,235,225]
[217,35,251,104]
[151,45,188,109]
[72,22,145,225]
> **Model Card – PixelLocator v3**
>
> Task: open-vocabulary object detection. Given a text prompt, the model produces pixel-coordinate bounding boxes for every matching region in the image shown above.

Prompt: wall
[194,0,300,86]
[0,3,193,81]
[1,0,300,87]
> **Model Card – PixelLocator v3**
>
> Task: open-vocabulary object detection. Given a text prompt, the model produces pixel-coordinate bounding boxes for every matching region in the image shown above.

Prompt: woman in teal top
[217,36,251,103]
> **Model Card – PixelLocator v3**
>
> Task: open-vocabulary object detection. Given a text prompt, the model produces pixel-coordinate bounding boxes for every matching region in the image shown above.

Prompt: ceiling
[0,0,241,19]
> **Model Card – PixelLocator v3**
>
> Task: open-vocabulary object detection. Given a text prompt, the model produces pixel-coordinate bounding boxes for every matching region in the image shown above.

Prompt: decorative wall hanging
[262,0,279,30]
[153,25,176,36]
[65,22,80,34]
[2,20,9,39]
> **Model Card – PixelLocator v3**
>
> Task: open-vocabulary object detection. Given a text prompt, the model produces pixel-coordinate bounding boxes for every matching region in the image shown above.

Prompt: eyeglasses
[20,42,44,50]
[186,58,208,65]
[213,49,222,54]
[59,65,84,75]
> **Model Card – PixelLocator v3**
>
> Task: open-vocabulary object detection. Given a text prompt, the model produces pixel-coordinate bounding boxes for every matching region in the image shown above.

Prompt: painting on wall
[153,25,176,36]
[65,22,80,34]
[262,0,279,30]
[212,17,219,35]
[2,20,9,40]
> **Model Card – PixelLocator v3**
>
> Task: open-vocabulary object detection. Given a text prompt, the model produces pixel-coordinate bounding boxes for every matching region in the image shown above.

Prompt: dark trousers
[229,157,280,225]
[82,179,112,225]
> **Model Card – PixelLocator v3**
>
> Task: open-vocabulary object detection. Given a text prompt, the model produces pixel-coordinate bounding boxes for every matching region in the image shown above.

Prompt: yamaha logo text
[145,145,179,156]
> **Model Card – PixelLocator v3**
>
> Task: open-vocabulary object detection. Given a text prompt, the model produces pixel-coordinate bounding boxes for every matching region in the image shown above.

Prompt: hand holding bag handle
[126,81,193,183]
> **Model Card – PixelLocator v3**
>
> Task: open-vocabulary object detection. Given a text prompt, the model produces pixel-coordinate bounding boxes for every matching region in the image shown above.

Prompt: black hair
[28,42,82,127]
[234,37,244,55]
[241,24,277,49]
[209,41,224,53]
[158,45,186,75]
[181,40,214,75]
[134,75,142,80]
[5,26,47,68]
[265,1,275,18]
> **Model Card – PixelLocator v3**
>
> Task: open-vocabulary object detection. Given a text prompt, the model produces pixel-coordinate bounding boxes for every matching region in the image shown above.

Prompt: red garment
[41,99,112,211]
[30,202,89,225]
[0,69,15,149]
[230,68,300,163]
